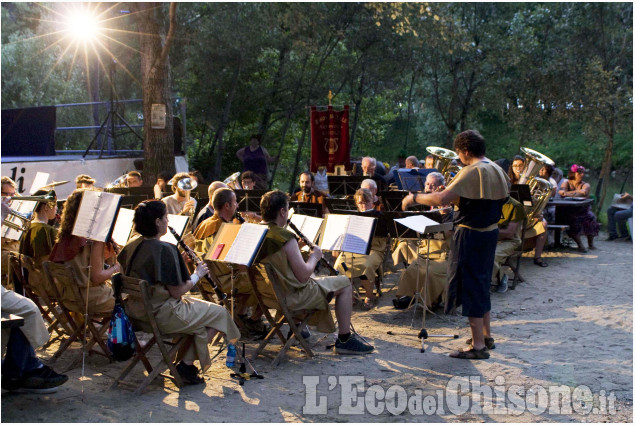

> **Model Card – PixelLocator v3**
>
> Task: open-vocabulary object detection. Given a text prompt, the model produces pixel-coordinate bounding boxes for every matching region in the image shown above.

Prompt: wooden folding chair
[504,219,527,290]
[41,261,112,362]
[248,263,316,367]
[9,253,71,339]
[110,275,194,395]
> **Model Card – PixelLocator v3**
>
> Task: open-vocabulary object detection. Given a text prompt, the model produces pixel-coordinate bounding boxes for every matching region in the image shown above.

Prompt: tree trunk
[404,68,417,152]
[594,118,615,215]
[289,118,309,193]
[348,65,366,156]
[131,2,178,186]
[211,59,242,181]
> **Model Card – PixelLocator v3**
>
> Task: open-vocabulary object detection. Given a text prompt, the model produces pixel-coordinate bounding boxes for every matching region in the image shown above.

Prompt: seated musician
[255,190,373,354]
[75,174,96,189]
[193,188,266,333]
[241,171,257,190]
[2,177,20,288]
[361,156,386,191]
[393,178,452,310]
[360,179,383,211]
[161,172,197,216]
[558,164,600,252]
[153,170,172,199]
[508,155,525,185]
[333,188,387,310]
[18,190,58,294]
[192,181,228,233]
[118,200,241,385]
[125,171,143,188]
[49,189,116,314]
[290,171,329,215]
[423,154,435,169]
[393,172,447,267]
[492,196,526,292]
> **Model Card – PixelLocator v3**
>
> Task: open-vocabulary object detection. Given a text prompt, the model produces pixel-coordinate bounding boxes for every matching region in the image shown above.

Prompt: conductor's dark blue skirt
[445,226,499,318]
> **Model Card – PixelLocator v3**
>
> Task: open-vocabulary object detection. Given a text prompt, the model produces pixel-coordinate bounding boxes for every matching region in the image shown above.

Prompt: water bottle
[226,343,236,368]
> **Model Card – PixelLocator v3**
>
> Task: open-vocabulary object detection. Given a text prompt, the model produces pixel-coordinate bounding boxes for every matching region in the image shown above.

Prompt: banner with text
[310,105,350,173]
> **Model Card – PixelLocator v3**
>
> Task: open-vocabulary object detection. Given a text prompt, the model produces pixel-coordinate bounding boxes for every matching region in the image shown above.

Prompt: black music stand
[289,201,322,218]
[324,198,357,212]
[105,186,154,198]
[328,176,365,198]
[235,189,268,212]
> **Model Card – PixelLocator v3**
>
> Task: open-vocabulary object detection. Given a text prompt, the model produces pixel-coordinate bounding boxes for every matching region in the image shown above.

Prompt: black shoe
[334,334,374,355]
[20,365,68,391]
[175,361,203,385]
[1,376,24,392]
[606,234,619,241]
[496,274,508,293]
[287,325,311,341]
[392,296,412,310]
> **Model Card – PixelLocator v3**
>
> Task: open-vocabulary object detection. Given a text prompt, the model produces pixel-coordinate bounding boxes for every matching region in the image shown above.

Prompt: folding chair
[41,261,112,362]
[248,263,316,367]
[110,275,194,395]
[9,253,71,339]
[503,219,527,290]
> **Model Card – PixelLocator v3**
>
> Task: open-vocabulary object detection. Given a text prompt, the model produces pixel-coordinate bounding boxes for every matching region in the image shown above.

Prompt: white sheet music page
[223,223,268,266]
[160,214,190,245]
[289,214,323,244]
[394,215,451,234]
[111,208,135,247]
[320,214,349,251]
[29,172,50,194]
[72,191,122,242]
[341,215,376,254]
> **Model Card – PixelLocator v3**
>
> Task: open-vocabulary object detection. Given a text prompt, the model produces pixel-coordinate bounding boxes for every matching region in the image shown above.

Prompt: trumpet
[106,175,128,189]
[168,226,227,305]
[2,194,56,203]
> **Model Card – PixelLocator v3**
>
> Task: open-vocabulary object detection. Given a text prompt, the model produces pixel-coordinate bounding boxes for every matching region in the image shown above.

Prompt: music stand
[235,189,268,212]
[324,198,357,212]
[328,176,365,198]
[288,201,322,218]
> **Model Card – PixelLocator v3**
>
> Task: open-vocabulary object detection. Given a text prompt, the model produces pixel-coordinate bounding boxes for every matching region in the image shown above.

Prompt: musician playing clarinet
[118,200,240,385]
[193,188,268,335]
[256,190,374,355]
[402,130,509,360]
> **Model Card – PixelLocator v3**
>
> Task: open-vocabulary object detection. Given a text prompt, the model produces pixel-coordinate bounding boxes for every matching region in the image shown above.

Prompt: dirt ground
[1,234,633,423]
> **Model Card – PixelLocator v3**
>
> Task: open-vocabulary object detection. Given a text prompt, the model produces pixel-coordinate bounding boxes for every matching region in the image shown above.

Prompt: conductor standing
[402,130,509,359]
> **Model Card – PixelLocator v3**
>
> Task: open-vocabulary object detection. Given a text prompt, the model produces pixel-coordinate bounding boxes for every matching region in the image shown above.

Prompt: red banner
[310,105,350,173]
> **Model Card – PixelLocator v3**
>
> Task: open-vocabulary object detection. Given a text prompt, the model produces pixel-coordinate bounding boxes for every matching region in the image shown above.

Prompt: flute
[168,226,227,305]
[286,220,339,276]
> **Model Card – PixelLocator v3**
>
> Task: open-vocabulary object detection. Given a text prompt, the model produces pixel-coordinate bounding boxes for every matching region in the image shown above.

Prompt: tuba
[518,147,554,184]
[223,172,243,190]
[519,147,555,225]
[426,146,462,183]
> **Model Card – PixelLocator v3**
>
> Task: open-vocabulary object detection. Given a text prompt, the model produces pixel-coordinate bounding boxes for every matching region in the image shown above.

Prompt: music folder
[319,213,377,255]
[205,222,268,267]
[72,190,123,243]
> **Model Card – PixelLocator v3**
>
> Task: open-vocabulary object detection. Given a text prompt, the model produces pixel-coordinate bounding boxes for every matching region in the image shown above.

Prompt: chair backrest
[42,261,86,313]
[7,251,27,294]
[118,275,163,336]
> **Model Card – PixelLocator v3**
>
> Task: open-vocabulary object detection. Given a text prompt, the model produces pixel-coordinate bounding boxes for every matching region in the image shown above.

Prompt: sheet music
[223,223,268,266]
[111,208,135,247]
[160,214,190,245]
[29,172,49,194]
[72,191,122,242]
[320,214,350,251]
[289,214,323,243]
[341,215,376,254]
[394,215,452,234]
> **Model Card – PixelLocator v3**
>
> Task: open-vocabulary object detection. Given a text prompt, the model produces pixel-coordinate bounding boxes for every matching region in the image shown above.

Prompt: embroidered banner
[310,105,350,173]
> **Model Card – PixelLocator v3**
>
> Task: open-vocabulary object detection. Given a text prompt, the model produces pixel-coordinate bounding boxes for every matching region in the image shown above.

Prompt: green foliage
[1,2,632,181]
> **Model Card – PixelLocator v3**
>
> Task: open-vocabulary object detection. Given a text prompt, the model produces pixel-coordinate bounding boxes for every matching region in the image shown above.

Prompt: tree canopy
[2,2,632,207]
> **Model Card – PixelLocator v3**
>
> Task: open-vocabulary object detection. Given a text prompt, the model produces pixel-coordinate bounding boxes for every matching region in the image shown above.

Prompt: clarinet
[286,220,339,276]
[234,212,246,223]
[168,226,227,305]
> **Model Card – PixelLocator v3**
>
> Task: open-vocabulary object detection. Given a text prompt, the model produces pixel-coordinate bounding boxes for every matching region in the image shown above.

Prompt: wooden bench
[547,224,570,248]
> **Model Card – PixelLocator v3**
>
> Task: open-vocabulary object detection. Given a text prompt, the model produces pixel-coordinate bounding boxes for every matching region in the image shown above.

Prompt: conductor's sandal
[449,347,490,360]
[465,336,495,350]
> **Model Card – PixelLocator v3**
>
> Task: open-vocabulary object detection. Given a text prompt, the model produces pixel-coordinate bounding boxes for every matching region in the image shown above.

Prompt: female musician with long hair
[49,189,117,314]
[508,155,525,185]
[558,164,600,252]
[117,200,240,384]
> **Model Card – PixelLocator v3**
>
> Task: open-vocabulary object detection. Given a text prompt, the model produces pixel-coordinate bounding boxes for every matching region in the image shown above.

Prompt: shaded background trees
[1,2,632,213]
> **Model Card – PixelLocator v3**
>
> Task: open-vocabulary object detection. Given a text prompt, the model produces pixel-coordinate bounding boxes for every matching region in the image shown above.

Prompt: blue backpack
[107,273,136,361]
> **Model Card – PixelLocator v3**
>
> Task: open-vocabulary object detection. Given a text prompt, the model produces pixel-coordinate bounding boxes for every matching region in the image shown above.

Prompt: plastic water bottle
[226,343,236,368]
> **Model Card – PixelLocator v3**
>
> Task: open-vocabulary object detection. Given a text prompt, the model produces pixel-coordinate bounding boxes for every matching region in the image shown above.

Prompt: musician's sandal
[533,258,548,267]
[465,337,495,350]
[361,297,375,311]
[449,346,490,360]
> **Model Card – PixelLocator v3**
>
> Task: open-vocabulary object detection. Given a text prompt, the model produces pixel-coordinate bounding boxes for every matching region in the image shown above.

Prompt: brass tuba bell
[518,147,555,185]
[518,147,555,226]
[223,172,243,190]
[426,146,462,183]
